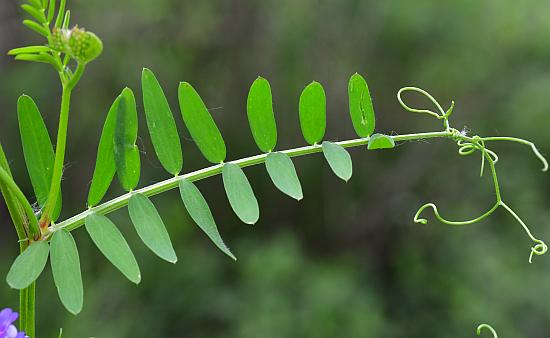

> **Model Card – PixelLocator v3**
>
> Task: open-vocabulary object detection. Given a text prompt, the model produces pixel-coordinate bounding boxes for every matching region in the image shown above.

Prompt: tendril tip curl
[477,324,498,338]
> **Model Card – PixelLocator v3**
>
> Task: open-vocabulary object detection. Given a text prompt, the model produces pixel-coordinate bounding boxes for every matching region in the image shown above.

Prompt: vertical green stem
[483,147,502,203]
[0,144,35,337]
[19,230,35,337]
[40,87,72,227]
[20,281,35,338]
[40,63,85,228]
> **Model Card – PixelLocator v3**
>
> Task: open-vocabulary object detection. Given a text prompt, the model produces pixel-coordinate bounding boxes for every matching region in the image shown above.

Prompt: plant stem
[40,86,72,228]
[15,62,84,336]
[0,144,35,337]
[40,63,85,229]
[50,130,451,234]
[20,282,35,338]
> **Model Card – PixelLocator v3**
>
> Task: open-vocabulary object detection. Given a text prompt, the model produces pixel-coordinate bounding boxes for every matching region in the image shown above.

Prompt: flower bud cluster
[50,26,103,64]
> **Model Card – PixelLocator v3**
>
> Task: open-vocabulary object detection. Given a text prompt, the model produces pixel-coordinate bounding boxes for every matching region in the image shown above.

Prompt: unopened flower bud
[49,28,70,53]
[48,26,103,64]
[67,27,103,64]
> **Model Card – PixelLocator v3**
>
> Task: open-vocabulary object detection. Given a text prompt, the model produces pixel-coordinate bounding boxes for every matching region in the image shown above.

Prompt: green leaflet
[178,82,226,164]
[114,88,140,191]
[27,0,42,9]
[46,0,55,22]
[0,143,29,242]
[0,143,11,175]
[50,230,83,315]
[54,0,67,28]
[8,45,51,55]
[178,179,236,260]
[222,163,259,224]
[85,213,141,284]
[21,4,46,23]
[18,94,62,221]
[265,152,303,200]
[246,77,277,152]
[322,141,353,182]
[0,145,40,238]
[368,134,395,150]
[142,68,183,175]
[23,20,48,37]
[299,81,326,145]
[6,241,49,289]
[14,53,59,70]
[348,73,375,138]
[128,193,177,263]
[87,94,118,207]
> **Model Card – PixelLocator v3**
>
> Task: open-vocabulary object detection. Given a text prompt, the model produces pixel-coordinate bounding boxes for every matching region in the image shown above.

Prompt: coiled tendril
[398,86,548,263]
[477,324,498,338]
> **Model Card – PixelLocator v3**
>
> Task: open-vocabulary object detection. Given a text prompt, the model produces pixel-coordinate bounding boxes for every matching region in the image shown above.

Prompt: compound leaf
[368,134,395,150]
[87,94,118,207]
[50,230,83,315]
[142,68,183,175]
[348,73,375,138]
[6,241,49,289]
[114,88,140,191]
[178,179,236,260]
[299,81,326,145]
[322,141,353,181]
[17,94,62,221]
[178,82,226,164]
[246,77,277,152]
[128,193,177,263]
[222,163,259,225]
[265,152,303,200]
[85,213,141,284]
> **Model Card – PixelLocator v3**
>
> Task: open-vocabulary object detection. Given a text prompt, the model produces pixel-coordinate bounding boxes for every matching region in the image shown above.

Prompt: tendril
[397,86,455,130]
[407,88,547,262]
[476,324,498,338]
[481,137,548,172]
[500,202,548,263]
[456,138,499,177]
[397,87,446,118]
[414,202,499,226]
[531,144,549,172]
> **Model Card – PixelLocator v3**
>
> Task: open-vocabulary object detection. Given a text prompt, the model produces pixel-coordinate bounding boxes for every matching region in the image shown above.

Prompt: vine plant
[0,0,547,337]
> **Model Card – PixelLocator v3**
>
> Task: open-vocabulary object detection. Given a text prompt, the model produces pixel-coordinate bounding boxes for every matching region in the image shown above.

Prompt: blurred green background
[1,0,550,337]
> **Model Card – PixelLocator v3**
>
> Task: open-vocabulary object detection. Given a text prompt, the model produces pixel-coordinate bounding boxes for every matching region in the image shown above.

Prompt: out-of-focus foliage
[1,0,550,337]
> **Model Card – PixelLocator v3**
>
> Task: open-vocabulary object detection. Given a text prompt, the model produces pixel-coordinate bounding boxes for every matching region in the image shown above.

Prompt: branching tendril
[400,86,548,262]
